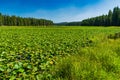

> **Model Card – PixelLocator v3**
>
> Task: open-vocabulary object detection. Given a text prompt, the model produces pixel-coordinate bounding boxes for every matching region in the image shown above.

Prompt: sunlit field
[0,26,120,80]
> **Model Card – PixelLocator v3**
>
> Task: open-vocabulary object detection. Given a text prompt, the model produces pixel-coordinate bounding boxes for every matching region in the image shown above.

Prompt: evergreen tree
[108,10,112,26]
[0,13,53,26]
[0,13,2,26]
[112,7,120,26]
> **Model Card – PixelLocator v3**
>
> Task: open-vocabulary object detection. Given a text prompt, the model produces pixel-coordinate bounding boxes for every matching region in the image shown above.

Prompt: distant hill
[55,22,81,26]
[55,22,68,26]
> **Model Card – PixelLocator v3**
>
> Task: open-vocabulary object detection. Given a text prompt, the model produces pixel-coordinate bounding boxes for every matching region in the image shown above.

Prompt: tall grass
[53,37,120,80]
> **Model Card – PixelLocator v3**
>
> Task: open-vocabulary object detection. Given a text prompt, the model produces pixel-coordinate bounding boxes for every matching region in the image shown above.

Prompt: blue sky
[0,0,120,23]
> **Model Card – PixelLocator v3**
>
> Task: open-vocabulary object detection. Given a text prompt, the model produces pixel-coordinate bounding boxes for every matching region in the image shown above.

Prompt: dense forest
[0,13,53,26]
[56,6,120,26]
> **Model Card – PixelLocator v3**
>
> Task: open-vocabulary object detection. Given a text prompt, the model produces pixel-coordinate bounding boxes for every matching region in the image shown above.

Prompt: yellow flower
[50,61,54,65]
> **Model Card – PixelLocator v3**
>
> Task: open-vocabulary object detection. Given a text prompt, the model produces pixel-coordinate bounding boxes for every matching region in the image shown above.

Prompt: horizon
[0,0,120,23]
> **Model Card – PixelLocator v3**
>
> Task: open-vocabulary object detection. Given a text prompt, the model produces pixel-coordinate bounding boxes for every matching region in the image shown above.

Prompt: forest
[56,7,120,26]
[0,13,53,26]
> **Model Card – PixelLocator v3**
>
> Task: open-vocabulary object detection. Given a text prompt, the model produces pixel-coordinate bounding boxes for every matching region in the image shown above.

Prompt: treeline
[0,13,53,26]
[56,6,120,26]
[81,7,115,26]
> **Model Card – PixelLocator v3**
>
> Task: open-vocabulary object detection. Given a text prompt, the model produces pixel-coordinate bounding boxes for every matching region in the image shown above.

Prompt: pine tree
[0,13,2,26]
[108,10,112,26]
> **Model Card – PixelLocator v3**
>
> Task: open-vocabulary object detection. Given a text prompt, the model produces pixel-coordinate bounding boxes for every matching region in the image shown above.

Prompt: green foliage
[0,13,53,26]
[0,26,120,79]
[0,13,2,26]
[108,32,120,39]
[53,37,120,80]
[81,6,120,26]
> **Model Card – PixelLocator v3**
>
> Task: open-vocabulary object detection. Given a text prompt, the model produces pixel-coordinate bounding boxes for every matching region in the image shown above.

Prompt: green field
[0,26,120,80]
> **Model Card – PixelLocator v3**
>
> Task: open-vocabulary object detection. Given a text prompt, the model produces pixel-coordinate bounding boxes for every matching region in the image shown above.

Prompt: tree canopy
[0,13,53,26]
[81,7,120,26]
[56,6,120,26]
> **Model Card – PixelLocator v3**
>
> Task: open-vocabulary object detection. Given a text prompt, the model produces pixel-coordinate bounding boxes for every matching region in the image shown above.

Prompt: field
[0,26,120,80]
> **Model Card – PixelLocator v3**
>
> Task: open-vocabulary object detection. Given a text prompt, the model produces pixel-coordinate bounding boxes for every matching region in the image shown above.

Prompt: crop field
[0,26,120,80]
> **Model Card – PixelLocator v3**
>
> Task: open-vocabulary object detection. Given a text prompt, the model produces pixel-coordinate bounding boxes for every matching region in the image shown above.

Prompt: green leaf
[12,71,17,75]
[10,76,16,80]
[33,67,38,72]
[0,67,5,71]
[0,58,5,61]
[18,68,24,73]
[27,64,32,69]
[13,64,19,69]
[36,74,43,80]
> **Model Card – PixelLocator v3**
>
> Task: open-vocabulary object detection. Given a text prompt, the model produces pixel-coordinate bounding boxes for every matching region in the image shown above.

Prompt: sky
[0,0,120,23]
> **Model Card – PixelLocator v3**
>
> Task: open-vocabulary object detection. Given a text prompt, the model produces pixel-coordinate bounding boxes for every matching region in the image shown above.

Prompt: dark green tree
[0,13,2,26]
[112,7,120,26]
[0,14,53,26]
[108,10,112,26]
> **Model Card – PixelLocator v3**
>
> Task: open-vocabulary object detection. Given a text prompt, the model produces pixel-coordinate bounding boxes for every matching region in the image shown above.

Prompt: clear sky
[0,0,120,23]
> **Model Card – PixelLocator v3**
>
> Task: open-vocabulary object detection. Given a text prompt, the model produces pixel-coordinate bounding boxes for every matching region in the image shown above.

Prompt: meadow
[0,26,120,80]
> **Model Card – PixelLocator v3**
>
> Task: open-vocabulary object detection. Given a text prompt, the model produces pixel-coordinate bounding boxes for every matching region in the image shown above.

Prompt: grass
[53,38,120,80]
[0,26,120,79]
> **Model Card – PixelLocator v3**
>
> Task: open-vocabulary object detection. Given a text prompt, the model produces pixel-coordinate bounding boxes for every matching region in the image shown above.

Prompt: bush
[108,32,120,39]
